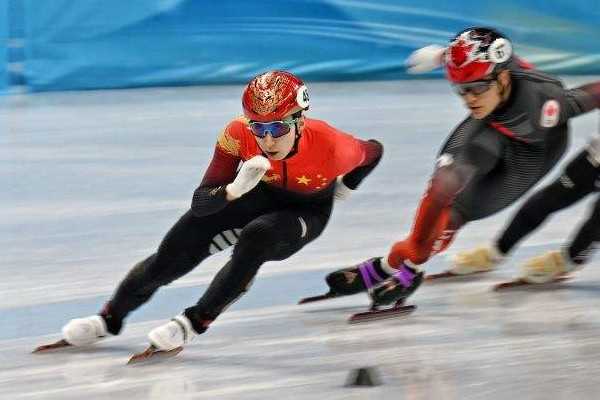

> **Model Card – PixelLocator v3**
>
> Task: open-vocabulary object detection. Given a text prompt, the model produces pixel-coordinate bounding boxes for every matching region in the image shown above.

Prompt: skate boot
[520,250,580,284]
[128,315,200,364]
[326,257,391,295]
[62,315,110,346]
[450,245,503,275]
[33,302,123,352]
[370,263,424,306]
[147,315,199,351]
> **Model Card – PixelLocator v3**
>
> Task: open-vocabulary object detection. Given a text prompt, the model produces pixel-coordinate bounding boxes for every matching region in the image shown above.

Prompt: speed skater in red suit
[52,70,384,352]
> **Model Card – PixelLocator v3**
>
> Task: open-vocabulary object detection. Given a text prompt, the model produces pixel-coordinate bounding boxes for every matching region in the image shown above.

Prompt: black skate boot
[326,257,391,295]
[370,263,424,307]
[299,257,391,304]
[346,263,422,323]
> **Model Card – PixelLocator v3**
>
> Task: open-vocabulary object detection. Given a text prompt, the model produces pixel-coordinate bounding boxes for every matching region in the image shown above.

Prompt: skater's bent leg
[185,206,330,333]
[183,219,279,329]
[497,152,597,255]
[567,196,600,265]
[518,198,600,284]
[103,211,210,333]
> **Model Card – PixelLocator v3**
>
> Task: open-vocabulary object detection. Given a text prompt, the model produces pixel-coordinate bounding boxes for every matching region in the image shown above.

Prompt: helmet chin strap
[285,121,301,159]
[267,111,304,160]
[285,112,305,157]
[500,80,512,102]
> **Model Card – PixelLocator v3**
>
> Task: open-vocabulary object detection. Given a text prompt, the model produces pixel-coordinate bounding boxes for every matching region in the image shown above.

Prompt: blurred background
[1,0,600,93]
[2,2,600,399]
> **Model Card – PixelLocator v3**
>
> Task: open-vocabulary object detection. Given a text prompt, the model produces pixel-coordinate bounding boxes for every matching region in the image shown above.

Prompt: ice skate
[33,315,108,353]
[348,303,417,324]
[299,257,388,304]
[348,263,422,323]
[370,264,424,306]
[128,315,196,364]
[494,250,578,290]
[427,245,502,280]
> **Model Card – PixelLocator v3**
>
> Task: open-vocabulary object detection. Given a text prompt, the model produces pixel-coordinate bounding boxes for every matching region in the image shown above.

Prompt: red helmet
[242,71,310,122]
[445,27,513,83]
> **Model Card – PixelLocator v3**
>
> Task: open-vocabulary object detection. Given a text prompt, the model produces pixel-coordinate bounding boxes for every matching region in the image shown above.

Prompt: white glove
[406,44,446,74]
[334,176,353,201]
[226,155,271,199]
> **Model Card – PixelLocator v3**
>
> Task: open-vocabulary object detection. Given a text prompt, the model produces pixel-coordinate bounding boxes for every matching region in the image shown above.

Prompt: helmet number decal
[296,85,310,109]
[488,38,512,63]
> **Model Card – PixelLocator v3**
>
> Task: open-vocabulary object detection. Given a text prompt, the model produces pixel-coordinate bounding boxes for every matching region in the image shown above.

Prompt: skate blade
[425,269,491,281]
[127,345,183,365]
[493,276,571,291]
[32,339,72,353]
[348,305,416,324]
[298,291,340,304]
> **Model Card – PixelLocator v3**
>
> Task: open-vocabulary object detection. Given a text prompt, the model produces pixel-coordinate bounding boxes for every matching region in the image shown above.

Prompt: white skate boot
[520,250,579,284]
[127,315,197,364]
[450,245,504,275]
[148,315,197,351]
[32,315,109,352]
[62,315,108,346]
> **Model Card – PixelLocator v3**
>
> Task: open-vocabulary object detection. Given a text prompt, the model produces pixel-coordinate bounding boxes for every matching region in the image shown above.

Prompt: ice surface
[1,79,599,399]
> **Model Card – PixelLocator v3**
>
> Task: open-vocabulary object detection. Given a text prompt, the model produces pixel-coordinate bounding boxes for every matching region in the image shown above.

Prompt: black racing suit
[497,135,600,264]
[99,132,382,335]
[440,68,598,224]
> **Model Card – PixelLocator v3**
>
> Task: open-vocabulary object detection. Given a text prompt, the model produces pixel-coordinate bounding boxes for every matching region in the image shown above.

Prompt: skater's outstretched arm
[386,125,504,267]
[496,146,600,255]
[569,81,600,113]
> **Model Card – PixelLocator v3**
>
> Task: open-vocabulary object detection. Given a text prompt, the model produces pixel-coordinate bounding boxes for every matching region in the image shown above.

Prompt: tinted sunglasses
[249,117,298,138]
[453,77,497,96]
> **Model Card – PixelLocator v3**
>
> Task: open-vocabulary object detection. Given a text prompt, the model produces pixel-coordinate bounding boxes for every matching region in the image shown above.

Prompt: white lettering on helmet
[488,38,512,63]
[296,85,310,109]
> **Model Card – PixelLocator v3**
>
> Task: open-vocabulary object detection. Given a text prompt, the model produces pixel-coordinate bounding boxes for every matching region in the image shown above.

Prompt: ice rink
[2,79,600,399]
